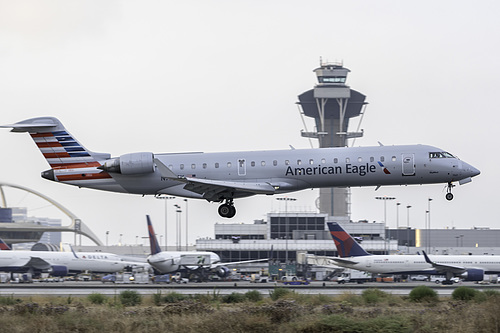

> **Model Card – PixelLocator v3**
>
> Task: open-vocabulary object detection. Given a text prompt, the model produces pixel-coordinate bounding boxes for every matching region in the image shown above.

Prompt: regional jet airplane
[146,215,265,280]
[327,222,500,284]
[1,117,480,218]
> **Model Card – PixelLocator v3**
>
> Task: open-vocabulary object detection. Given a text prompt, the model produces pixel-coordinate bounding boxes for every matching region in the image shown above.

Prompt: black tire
[446,193,454,201]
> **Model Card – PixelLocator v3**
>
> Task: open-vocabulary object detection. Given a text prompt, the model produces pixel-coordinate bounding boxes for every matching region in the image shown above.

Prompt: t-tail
[0,117,113,186]
[146,215,162,255]
[327,222,371,257]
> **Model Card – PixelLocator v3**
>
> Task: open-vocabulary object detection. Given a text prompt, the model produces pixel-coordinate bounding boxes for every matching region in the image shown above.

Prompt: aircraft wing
[210,258,268,268]
[25,257,52,270]
[422,251,466,274]
[327,257,360,265]
[155,158,276,200]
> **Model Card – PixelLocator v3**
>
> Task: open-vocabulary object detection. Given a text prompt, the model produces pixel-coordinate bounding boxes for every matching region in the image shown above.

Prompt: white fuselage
[336,254,500,275]
[147,251,221,274]
[0,250,150,274]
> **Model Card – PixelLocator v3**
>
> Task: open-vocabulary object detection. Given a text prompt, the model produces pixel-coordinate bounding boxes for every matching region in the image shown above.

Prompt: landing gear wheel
[218,204,236,218]
[445,182,455,201]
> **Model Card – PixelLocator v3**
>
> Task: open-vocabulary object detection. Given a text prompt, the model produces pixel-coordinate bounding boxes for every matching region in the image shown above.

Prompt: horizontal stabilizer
[329,257,360,265]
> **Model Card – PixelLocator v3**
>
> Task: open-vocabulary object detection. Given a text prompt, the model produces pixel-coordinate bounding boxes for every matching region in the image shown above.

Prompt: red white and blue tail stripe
[1,117,115,186]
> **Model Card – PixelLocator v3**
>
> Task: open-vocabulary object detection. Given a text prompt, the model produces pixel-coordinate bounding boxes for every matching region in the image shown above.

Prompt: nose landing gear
[445,182,454,201]
[218,200,236,218]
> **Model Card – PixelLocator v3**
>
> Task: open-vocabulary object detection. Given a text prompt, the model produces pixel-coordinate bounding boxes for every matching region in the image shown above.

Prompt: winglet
[422,250,433,265]
[147,215,162,255]
[327,222,371,257]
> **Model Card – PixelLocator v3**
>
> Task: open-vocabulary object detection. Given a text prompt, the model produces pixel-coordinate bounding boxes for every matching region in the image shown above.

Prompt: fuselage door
[402,153,415,176]
[238,159,246,176]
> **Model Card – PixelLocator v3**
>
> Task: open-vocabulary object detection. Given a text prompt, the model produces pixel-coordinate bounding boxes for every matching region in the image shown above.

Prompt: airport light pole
[106,231,109,248]
[375,196,396,254]
[184,199,188,251]
[427,198,432,253]
[156,196,175,250]
[396,202,401,251]
[406,205,412,254]
[174,204,182,251]
[276,197,296,263]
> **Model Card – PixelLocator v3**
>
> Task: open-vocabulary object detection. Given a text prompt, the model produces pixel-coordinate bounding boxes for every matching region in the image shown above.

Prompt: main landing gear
[445,182,454,201]
[218,200,236,218]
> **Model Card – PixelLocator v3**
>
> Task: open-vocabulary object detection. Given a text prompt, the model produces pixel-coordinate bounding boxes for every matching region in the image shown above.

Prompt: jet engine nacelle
[461,268,484,281]
[99,152,154,175]
[50,265,69,277]
[214,266,230,278]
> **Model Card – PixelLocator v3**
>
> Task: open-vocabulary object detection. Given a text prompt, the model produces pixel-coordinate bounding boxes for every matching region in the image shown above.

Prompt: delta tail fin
[0,237,11,250]
[327,222,371,257]
[147,215,162,255]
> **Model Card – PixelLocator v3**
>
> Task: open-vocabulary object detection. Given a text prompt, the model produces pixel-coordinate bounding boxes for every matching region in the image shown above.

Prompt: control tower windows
[319,76,346,83]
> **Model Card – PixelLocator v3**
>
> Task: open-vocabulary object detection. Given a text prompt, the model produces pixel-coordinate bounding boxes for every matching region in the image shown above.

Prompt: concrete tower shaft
[297,61,367,219]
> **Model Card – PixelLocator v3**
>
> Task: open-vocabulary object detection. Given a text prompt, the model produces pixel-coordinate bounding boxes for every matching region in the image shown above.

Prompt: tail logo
[330,231,357,257]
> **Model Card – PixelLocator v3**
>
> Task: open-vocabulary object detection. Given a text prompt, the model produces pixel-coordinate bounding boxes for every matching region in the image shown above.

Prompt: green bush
[163,292,188,303]
[270,287,293,301]
[245,290,263,302]
[361,288,388,304]
[222,292,246,303]
[409,285,438,303]
[452,286,477,301]
[119,290,142,306]
[0,295,22,305]
[87,293,107,305]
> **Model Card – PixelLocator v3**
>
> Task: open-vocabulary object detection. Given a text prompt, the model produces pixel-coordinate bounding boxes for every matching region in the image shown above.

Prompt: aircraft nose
[463,162,480,178]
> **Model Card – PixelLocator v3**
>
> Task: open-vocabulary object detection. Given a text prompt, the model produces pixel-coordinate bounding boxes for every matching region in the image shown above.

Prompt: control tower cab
[297,60,367,220]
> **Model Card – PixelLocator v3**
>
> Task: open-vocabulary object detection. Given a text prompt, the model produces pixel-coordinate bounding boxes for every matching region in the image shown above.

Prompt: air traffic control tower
[297,61,367,221]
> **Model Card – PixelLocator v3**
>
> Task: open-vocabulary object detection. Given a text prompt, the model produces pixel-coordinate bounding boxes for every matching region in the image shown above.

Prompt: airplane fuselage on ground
[333,254,500,277]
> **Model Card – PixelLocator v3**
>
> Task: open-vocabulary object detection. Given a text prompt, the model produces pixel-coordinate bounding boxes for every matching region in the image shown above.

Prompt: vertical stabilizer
[327,222,370,257]
[147,215,162,255]
[0,238,11,250]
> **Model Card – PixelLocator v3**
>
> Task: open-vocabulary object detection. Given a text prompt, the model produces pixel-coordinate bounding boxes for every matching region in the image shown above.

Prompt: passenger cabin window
[203,163,207,169]
[227,162,232,168]
[392,156,396,162]
[261,161,266,166]
[309,159,314,165]
[180,164,184,170]
[215,163,219,168]
[346,158,350,163]
[251,161,255,167]
[321,158,326,164]
[357,157,362,162]
[168,164,173,169]
[273,160,277,166]
[285,160,290,165]
[297,159,302,165]
[380,156,385,162]
[191,164,196,169]
[370,157,374,162]
[334,158,338,164]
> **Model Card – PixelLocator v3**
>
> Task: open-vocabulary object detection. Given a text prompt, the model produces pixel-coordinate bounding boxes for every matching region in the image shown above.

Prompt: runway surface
[0,280,498,297]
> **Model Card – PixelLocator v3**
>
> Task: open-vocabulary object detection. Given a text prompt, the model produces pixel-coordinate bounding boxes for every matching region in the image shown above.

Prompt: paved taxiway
[1,281,498,297]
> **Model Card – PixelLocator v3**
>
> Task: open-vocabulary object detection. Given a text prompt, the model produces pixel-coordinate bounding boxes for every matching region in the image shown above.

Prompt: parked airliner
[146,215,265,280]
[1,117,480,218]
[327,222,500,284]
[0,244,151,276]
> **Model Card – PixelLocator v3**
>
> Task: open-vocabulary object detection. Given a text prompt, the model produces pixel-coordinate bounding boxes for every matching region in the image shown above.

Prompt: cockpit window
[429,152,455,159]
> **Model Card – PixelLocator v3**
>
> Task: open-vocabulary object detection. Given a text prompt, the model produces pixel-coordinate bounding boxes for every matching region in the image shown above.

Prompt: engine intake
[99,152,155,175]
[214,266,230,278]
[50,265,69,277]
[461,268,484,281]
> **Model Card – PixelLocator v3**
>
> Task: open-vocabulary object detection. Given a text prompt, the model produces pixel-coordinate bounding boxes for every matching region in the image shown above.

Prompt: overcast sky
[0,1,498,247]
